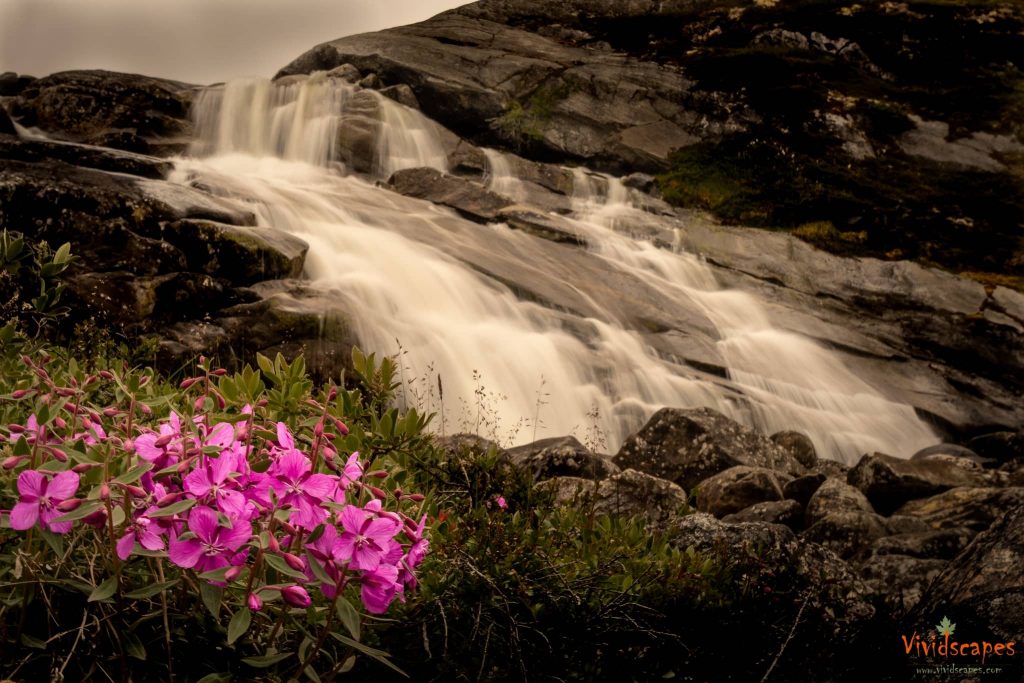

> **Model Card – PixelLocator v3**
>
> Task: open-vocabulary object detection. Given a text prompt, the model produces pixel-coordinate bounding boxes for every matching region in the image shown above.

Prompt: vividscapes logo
[902,615,1016,666]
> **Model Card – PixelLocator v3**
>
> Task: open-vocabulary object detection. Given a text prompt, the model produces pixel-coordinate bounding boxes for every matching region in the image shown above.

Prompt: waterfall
[483,148,527,202]
[171,74,938,462]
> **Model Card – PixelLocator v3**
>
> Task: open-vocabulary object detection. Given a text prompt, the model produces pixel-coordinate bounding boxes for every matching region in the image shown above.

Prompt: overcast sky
[0,0,469,84]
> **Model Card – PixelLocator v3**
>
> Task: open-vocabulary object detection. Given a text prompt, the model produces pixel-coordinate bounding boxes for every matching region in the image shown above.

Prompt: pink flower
[361,564,400,614]
[10,470,80,534]
[247,592,263,611]
[336,504,400,571]
[168,505,251,574]
[184,455,247,518]
[116,510,164,560]
[261,452,337,529]
[495,496,507,509]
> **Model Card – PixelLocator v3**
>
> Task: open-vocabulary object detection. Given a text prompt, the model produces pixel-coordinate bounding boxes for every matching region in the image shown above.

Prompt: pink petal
[206,422,235,448]
[9,501,39,530]
[41,506,74,534]
[48,471,80,500]
[134,433,163,462]
[275,452,310,481]
[365,517,399,543]
[339,505,368,534]
[168,538,203,568]
[218,519,252,551]
[352,544,382,572]
[276,422,294,450]
[302,474,337,500]
[187,506,220,542]
[16,470,46,498]
[139,528,165,551]
[116,532,136,560]
[183,468,212,497]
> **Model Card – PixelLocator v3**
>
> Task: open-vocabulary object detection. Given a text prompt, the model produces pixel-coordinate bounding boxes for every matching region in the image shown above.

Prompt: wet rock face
[613,407,805,492]
[9,70,195,155]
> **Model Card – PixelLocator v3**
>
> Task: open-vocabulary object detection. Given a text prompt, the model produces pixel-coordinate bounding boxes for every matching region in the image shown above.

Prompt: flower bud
[281,585,311,608]
[256,399,269,408]
[54,416,67,429]
[282,552,305,572]
[314,420,324,437]
[123,484,146,498]
[8,424,24,433]
[35,367,50,381]
[327,386,338,401]
[278,522,297,536]
[139,404,152,416]
[333,419,349,436]
[368,470,389,479]
[47,448,67,462]
[138,375,151,387]
[179,378,198,390]
[2,455,25,469]
[98,371,115,380]
[266,535,280,553]
[224,566,243,582]
[406,493,425,503]
[212,368,227,376]
[99,483,110,500]
[11,389,30,399]
[103,407,119,417]
[72,462,98,473]
[154,433,174,448]
[369,486,387,500]
[55,388,76,397]
[57,498,83,512]
[194,397,206,411]
[156,492,182,507]
[247,592,263,611]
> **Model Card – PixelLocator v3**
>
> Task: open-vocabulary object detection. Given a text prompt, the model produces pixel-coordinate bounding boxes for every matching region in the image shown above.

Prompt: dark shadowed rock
[968,430,1024,466]
[783,473,826,507]
[506,435,617,481]
[908,504,1024,670]
[858,554,947,613]
[868,528,974,561]
[847,452,992,515]
[10,70,194,155]
[814,459,850,480]
[805,478,873,527]
[0,108,15,136]
[0,136,172,179]
[161,220,308,286]
[387,167,512,222]
[802,511,929,560]
[379,84,420,109]
[894,486,1024,533]
[910,443,989,466]
[771,431,818,469]
[613,407,804,492]
[722,499,802,528]
[695,465,787,517]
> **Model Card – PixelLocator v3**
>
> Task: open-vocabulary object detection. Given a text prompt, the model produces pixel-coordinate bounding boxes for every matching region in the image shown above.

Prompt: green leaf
[124,580,179,600]
[196,674,233,683]
[936,616,956,637]
[125,631,147,660]
[329,633,406,677]
[53,242,72,265]
[242,652,293,668]
[198,566,232,583]
[334,596,361,641]
[39,529,65,556]
[52,499,104,524]
[88,577,119,602]
[200,582,223,618]
[304,667,322,683]
[113,462,153,485]
[148,498,197,518]
[264,553,308,580]
[20,633,47,650]
[304,552,336,588]
[227,607,251,645]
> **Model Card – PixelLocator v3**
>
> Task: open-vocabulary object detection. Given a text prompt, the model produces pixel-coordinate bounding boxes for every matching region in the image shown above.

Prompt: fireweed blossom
[3,369,431,621]
[9,470,80,533]
[168,505,252,573]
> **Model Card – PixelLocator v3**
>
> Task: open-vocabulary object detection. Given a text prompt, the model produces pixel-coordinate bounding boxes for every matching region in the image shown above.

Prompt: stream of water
[170,73,938,462]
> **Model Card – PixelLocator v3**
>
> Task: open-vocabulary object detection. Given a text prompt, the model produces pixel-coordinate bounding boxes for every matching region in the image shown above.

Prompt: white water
[170,75,938,462]
[483,148,527,203]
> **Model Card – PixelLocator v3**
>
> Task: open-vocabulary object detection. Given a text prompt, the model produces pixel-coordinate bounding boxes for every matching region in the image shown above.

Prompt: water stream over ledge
[169,74,938,462]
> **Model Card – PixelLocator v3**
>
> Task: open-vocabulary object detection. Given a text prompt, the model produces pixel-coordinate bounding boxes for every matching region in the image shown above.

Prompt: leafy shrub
[0,349,432,681]
[0,229,73,347]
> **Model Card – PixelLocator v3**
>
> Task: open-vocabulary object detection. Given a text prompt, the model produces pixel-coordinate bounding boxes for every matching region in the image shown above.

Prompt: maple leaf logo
[936,616,956,638]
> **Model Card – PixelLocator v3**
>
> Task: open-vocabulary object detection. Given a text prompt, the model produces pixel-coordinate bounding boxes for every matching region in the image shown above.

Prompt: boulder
[386,167,512,222]
[805,479,873,527]
[782,473,826,507]
[613,407,805,492]
[802,511,929,560]
[909,442,988,465]
[0,71,36,97]
[506,435,617,481]
[722,499,802,528]
[379,84,420,110]
[771,430,818,469]
[968,430,1024,466]
[868,528,974,561]
[160,219,308,286]
[433,433,505,459]
[894,486,1024,533]
[847,452,992,514]
[10,70,194,154]
[539,468,689,529]
[908,504,1024,671]
[695,465,787,517]
[0,107,15,136]
[858,554,947,613]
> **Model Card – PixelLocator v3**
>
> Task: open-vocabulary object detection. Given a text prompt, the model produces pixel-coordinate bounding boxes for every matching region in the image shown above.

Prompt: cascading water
[170,74,937,463]
[483,148,527,203]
